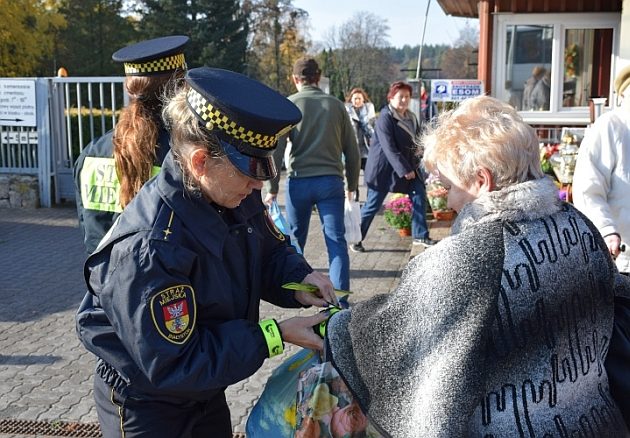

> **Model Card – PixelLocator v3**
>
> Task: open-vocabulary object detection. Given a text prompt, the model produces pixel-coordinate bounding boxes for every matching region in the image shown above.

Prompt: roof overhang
[437,0,622,18]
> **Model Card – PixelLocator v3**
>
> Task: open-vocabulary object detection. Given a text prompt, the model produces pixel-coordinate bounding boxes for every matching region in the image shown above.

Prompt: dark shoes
[349,242,365,253]
[412,237,439,247]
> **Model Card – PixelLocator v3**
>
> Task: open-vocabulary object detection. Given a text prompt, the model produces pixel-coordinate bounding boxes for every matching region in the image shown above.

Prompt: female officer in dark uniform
[76,67,337,438]
[74,35,188,254]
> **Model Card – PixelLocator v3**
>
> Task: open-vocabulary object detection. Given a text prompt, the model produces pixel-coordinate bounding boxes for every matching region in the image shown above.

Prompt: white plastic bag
[344,199,362,244]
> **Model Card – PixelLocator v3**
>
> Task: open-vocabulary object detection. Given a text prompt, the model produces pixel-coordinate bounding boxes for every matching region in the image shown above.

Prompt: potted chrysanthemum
[426,172,455,221]
[383,194,413,236]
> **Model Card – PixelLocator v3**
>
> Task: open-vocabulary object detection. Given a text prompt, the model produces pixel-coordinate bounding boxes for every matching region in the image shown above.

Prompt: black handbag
[606,295,630,428]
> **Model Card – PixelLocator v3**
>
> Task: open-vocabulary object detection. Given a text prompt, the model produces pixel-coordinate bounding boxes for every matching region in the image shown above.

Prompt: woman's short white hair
[422,95,543,189]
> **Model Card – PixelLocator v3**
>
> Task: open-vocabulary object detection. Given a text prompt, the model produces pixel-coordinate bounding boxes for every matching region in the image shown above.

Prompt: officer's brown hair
[113,71,183,208]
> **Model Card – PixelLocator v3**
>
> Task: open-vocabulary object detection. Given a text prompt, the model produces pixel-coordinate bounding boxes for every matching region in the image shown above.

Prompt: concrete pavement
[0,181,451,437]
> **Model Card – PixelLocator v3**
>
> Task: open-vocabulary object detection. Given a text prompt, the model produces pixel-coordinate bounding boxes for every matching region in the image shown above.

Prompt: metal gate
[50,76,127,204]
[0,76,125,207]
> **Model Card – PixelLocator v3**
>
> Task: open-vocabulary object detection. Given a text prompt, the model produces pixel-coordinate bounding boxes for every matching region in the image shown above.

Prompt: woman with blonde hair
[326,95,630,436]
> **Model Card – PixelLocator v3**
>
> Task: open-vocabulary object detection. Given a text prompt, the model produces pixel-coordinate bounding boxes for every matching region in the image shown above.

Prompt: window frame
[493,12,620,125]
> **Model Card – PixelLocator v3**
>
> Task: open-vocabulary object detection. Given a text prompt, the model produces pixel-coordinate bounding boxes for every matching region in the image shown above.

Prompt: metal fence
[0,76,126,206]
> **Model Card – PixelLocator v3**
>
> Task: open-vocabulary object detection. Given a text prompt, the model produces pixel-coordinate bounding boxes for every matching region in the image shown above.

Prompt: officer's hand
[279,312,329,351]
[346,191,354,201]
[263,192,277,207]
[296,272,338,307]
[605,233,622,258]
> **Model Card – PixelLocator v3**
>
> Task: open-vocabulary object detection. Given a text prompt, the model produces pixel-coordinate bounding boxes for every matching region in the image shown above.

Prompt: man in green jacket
[264,57,360,291]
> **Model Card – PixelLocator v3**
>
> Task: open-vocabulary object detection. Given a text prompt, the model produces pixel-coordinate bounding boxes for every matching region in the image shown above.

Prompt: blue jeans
[360,177,429,240]
[285,176,350,290]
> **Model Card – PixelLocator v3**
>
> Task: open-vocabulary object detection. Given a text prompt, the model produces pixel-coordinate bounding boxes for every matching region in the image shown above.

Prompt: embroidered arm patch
[150,284,196,344]
[263,210,286,242]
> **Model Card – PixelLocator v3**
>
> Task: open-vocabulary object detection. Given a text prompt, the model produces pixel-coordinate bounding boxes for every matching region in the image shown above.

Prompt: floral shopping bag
[294,361,385,438]
[246,349,320,437]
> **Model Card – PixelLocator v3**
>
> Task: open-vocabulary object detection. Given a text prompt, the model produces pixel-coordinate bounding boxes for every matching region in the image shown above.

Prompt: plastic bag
[269,199,302,253]
[344,199,362,244]
[295,361,385,437]
[246,348,320,437]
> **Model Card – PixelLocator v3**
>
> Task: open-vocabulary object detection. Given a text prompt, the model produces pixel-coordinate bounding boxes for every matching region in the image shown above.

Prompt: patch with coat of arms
[150,284,196,344]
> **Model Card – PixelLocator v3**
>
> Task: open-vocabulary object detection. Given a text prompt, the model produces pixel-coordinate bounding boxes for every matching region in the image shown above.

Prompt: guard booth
[0,76,125,208]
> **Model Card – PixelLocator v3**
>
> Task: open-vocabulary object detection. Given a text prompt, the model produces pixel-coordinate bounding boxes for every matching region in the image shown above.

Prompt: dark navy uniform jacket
[73,129,170,254]
[364,105,422,194]
[76,151,312,403]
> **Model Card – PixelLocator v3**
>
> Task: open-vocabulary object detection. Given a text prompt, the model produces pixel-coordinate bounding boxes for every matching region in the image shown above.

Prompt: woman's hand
[278,312,330,351]
[295,272,338,307]
[404,170,416,180]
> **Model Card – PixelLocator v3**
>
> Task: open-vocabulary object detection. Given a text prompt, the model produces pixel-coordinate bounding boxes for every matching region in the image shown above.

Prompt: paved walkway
[0,180,451,437]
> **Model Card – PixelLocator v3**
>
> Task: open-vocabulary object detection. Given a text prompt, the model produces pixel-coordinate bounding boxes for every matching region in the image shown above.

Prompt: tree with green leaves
[137,0,248,72]
[242,0,310,95]
[0,0,65,77]
[56,0,137,76]
[192,0,248,72]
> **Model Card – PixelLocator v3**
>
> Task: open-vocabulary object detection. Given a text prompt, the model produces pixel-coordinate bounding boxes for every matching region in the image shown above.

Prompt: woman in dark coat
[350,81,436,252]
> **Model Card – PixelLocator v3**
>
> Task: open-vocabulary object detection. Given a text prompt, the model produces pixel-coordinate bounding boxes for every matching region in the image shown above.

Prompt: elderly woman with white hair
[325,95,630,437]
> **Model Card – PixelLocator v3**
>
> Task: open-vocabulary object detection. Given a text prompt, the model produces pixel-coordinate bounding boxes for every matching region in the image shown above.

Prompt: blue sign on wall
[431,79,484,102]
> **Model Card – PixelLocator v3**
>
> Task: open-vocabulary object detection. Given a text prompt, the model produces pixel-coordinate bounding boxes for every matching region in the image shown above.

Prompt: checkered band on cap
[124,53,186,75]
[187,87,293,149]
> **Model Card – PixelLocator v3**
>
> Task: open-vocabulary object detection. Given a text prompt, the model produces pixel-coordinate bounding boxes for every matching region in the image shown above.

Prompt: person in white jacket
[573,65,630,274]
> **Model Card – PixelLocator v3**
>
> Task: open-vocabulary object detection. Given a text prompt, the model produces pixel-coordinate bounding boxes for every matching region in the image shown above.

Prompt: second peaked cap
[112,35,189,76]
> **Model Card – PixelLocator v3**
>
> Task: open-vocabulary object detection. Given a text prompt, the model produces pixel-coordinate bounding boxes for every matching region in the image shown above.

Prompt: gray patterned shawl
[327,177,630,437]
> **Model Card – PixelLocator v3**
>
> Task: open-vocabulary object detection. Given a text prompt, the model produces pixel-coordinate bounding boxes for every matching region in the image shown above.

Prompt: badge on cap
[150,284,196,344]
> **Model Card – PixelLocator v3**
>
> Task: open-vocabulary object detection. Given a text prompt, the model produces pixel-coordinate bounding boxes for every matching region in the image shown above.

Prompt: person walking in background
[350,81,436,253]
[345,87,376,172]
[264,57,360,291]
[345,87,376,202]
[73,35,189,254]
[76,67,337,438]
[326,95,630,436]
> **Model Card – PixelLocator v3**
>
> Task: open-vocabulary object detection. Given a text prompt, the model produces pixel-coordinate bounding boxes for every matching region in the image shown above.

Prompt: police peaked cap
[185,67,302,181]
[112,35,189,76]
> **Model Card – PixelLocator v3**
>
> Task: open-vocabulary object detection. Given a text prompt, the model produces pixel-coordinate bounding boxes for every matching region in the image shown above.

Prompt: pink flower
[295,416,321,438]
[330,402,368,437]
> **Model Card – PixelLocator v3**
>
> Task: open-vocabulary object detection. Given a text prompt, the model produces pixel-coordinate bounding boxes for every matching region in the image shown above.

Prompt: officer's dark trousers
[94,376,232,438]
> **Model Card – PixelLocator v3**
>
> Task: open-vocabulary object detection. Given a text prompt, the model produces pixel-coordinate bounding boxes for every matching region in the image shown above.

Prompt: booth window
[495,13,619,123]
[563,28,613,108]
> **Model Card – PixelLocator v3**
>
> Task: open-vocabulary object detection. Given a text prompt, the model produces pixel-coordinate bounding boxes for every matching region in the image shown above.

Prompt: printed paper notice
[0,80,36,127]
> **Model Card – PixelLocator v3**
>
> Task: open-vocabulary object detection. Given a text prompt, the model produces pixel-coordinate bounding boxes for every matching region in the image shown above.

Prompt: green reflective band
[259,319,284,358]
[315,307,341,338]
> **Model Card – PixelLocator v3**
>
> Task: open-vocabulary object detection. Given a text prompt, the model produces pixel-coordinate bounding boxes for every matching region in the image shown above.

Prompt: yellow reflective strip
[150,165,161,178]
[79,157,122,213]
